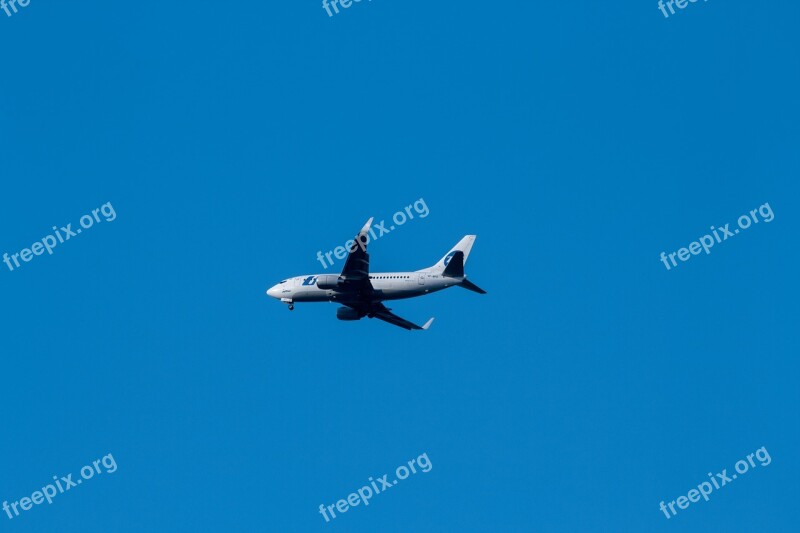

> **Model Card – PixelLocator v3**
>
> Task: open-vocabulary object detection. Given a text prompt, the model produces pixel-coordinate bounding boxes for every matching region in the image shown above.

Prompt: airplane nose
[266,285,280,298]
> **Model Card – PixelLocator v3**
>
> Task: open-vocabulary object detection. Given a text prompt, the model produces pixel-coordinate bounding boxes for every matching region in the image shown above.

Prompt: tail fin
[442,251,465,277]
[441,251,487,293]
[420,235,487,294]
[420,235,476,274]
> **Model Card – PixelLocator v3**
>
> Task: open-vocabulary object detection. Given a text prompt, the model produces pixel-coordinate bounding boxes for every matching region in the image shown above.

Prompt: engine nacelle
[316,275,342,290]
[336,307,362,321]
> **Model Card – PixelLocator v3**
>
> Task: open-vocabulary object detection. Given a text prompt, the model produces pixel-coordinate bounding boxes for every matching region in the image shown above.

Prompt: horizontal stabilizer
[459,278,487,294]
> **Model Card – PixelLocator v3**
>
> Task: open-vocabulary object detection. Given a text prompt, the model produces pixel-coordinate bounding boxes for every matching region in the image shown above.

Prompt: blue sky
[1,1,798,531]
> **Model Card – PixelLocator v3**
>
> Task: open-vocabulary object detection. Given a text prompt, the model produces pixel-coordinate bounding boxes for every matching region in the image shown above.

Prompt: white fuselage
[267,271,459,304]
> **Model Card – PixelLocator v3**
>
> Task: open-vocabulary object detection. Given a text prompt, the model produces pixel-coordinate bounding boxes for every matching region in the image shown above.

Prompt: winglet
[360,217,374,235]
[421,317,435,330]
[349,217,374,255]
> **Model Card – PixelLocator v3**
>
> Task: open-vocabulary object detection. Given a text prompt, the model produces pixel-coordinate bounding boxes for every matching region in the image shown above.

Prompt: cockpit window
[280,280,287,284]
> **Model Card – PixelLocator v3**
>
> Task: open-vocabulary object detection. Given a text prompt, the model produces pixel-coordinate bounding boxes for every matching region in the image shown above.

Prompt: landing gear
[288,304,294,311]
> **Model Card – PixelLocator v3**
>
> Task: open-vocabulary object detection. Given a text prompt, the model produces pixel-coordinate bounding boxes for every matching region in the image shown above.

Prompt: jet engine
[336,307,362,321]
[316,275,342,290]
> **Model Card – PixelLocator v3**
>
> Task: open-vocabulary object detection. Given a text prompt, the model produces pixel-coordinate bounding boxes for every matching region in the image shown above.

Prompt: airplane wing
[336,220,432,330]
[340,218,373,284]
[371,303,434,331]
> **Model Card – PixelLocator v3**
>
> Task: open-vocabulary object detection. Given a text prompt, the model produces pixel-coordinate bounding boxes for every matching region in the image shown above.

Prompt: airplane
[266,218,486,330]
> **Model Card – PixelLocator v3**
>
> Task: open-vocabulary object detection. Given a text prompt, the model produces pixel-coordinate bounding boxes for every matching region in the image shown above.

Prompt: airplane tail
[419,235,486,294]
[421,235,476,274]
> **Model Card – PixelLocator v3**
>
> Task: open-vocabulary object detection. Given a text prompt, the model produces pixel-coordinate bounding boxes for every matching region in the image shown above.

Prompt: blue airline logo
[302,276,318,286]
[443,251,457,266]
